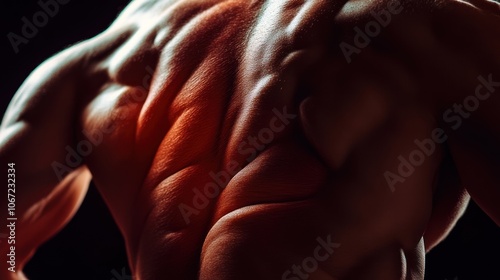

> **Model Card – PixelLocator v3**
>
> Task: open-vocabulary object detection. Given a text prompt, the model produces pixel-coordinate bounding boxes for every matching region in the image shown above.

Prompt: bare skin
[1,0,499,279]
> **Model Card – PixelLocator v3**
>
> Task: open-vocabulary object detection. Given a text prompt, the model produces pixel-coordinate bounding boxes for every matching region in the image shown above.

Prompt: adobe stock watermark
[50,117,117,181]
[51,65,155,181]
[110,266,133,280]
[178,106,297,224]
[340,0,403,63]
[385,74,500,191]
[7,0,71,54]
[282,235,340,280]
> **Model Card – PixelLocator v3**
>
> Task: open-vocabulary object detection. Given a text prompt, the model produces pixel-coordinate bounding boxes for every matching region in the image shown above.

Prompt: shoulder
[2,25,137,128]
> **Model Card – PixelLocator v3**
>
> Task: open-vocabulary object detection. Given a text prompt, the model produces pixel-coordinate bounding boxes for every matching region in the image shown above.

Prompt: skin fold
[0,0,499,279]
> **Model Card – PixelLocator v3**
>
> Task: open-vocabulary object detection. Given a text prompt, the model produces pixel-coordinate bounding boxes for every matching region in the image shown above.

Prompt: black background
[1,1,499,279]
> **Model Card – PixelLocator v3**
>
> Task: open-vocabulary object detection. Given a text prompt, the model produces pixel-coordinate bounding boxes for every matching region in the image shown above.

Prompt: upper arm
[446,81,500,225]
[436,0,500,226]
[399,0,500,226]
[1,46,85,213]
[0,45,92,270]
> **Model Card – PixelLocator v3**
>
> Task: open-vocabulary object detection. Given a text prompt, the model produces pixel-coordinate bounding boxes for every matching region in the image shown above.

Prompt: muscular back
[1,0,500,279]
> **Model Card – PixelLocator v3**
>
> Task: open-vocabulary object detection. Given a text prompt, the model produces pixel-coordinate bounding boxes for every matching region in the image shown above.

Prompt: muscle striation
[71,0,487,279]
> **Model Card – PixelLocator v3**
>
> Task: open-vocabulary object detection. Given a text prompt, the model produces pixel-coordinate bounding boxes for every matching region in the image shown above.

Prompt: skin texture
[1,0,499,279]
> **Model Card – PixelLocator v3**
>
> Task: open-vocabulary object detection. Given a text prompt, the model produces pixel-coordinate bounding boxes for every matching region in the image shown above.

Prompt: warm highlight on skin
[1,0,499,279]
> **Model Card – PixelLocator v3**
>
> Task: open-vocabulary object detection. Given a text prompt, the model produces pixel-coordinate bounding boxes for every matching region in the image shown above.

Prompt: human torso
[74,0,468,279]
